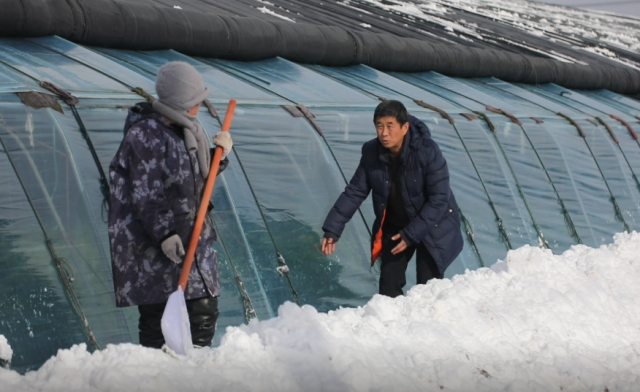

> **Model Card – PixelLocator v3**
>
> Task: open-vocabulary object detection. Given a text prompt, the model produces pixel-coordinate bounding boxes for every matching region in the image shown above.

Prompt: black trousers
[379,226,440,298]
[138,296,219,349]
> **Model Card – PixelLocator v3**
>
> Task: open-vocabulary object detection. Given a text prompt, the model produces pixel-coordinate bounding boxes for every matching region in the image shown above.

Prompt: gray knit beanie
[155,61,209,111]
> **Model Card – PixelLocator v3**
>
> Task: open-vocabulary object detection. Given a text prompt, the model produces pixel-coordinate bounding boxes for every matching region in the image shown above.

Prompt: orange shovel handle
[178,99,236,291]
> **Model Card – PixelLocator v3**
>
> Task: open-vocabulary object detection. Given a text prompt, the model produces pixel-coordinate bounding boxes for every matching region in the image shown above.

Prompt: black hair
[373,100,408,125]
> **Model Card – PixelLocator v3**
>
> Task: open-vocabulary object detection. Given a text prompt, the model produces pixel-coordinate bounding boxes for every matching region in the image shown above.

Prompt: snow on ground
[2,232,640,392]
[0,336,11,365]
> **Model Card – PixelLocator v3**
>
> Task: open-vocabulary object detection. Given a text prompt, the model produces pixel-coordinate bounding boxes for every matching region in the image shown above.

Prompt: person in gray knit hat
[108,61,233,349]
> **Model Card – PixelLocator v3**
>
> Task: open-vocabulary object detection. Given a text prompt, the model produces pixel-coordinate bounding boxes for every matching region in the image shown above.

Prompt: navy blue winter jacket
[322,115,463,277]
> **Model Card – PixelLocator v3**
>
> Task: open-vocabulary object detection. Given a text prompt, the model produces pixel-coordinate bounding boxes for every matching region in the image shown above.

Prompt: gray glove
[161,234,185,264]
[213,132,233,160]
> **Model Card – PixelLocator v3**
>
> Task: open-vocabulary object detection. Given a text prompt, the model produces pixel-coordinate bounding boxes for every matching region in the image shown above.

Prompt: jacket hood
[407,115,432,149]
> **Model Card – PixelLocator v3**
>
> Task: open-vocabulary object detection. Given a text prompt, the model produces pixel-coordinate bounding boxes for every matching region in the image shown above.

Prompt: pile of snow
[0,336,11,367]
[2,232,640,391]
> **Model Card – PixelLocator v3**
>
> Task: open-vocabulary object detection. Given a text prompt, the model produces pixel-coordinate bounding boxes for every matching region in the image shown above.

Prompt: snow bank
[0,336,11,367]
[2,232,640,392]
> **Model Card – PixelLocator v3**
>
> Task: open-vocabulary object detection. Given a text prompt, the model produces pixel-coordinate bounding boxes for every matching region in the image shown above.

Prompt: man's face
[376,116,409,152]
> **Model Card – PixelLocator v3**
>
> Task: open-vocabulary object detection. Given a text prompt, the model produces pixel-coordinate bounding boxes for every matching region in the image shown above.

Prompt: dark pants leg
[138,296,219,349]
[379,227,440,297]
[415,243,440,284]
[379,229,417,298]
[138,302,166,349]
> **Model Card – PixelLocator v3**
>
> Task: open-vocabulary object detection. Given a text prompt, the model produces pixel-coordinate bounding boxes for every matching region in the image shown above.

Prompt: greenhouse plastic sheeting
[24,36,156,94]
[0,39,131,96]
[0,104,134,372]
[532,87,640,203]
[226,105,377,310]
[308,65,463,112]
[471,79,633,244]
[92,48,287,106]
[200,58,375,107]
[589,90,640,114]
[0,136,88,373]
[394,73,578,251]
[517,85,640,230]
[1,36,640,373]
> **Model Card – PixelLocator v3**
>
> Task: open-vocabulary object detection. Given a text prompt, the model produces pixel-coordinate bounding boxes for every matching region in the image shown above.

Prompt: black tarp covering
[1,0,640,94]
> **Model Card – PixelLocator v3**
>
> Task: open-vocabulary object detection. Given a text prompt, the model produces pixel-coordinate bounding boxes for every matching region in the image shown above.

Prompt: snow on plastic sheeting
[1,232,640,392]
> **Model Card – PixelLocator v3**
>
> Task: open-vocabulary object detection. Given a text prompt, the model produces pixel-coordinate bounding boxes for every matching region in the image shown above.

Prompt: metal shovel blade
[161,286,192,355]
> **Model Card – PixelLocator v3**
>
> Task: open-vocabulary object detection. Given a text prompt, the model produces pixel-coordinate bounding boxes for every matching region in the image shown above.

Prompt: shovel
[161,99,237,355]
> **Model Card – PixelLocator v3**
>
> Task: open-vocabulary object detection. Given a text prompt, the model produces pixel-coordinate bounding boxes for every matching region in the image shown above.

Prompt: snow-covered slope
[350,0,640,68]
[0,336,11,368]
[1,232,639,392]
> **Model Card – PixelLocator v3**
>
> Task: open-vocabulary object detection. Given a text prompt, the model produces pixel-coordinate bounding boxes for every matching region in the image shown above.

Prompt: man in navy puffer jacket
[321,100,463,297]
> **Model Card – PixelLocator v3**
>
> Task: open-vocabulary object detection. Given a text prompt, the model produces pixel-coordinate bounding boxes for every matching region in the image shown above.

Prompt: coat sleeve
[322,154,371,239]
[400,139,451,245]
[127,126,176,244]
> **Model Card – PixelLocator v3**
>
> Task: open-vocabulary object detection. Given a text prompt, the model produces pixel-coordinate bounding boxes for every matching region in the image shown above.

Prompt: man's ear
[401,121,410,134]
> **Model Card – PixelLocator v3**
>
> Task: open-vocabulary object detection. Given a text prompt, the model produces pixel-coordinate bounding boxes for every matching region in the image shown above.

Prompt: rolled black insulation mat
[1,0,639,94]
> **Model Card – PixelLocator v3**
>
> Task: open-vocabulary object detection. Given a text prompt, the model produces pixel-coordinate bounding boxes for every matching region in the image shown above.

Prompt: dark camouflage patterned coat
[108,103,228,307]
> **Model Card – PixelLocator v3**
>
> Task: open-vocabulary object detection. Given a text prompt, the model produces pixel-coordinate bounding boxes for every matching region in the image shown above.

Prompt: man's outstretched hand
[391,234,408,255]
[321,237,336,255]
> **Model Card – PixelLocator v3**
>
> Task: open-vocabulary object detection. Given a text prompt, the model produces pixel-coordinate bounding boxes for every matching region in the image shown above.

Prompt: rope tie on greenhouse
[453,118,512,248]
[207,105,301,306]
[210,218,257,323]
[132,87,155,103]
[517,117,583,245]
[558,113,630,233]
[414,100,455,125]
[441,110,513,250]
[202,99,219,120]
[475,111,550,249]
[40,81,110,216]
[596,117,640,195]
[0,130,101,352]
[486,106,581,245]
[236,154,301,306]
[610,114,639,141]
[457,112,515,250]
[459,209,485,267]
[485,106,522,125]
[40,81,79,106]
[297,105,324,137]
[70,106,111,213]
[241,166,301,305]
